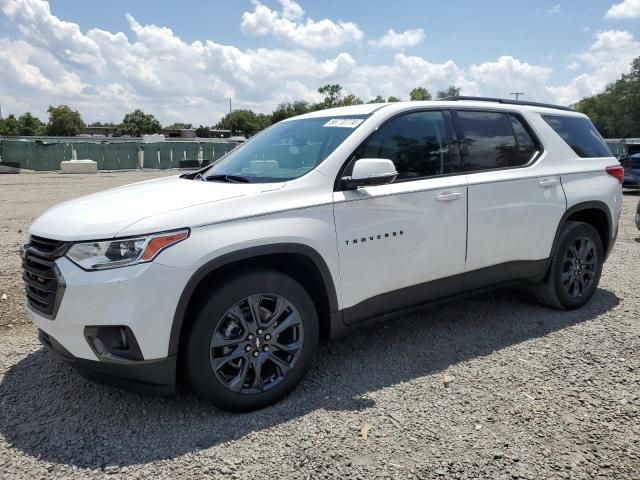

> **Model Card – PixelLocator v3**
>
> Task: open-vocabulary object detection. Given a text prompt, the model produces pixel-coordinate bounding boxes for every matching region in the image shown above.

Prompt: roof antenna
[510,92,525,101]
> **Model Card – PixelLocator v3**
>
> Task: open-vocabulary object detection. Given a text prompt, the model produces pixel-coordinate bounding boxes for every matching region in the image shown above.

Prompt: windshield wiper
[204,174,250,183]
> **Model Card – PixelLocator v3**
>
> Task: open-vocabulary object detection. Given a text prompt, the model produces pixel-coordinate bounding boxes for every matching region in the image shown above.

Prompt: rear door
[333,110,468,323]
[453,110,566,288]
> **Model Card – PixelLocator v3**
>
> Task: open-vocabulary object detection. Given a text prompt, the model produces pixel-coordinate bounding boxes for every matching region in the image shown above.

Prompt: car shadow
[0,287,620,469]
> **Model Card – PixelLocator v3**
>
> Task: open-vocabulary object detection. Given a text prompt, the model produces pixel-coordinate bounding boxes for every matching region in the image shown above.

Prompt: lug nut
[257,329,263,335]
[247,334,254,340]
[245,345,251,352]
[253,351,259,357]
[264,334,271,341]
[263,345,269,352]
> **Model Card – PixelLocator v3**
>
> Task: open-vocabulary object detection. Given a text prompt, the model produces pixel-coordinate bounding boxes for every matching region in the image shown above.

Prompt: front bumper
[28,257,191,360]
[39,330,176,395]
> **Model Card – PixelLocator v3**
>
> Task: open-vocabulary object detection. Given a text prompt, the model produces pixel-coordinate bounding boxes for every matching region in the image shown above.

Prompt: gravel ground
[0,174,639,479]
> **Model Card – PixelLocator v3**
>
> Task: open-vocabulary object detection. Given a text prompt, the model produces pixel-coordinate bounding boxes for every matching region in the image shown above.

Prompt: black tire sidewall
[551,222,603,309]
[185,270,319,411]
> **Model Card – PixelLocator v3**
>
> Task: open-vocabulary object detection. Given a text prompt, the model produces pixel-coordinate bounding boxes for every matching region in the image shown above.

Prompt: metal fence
[0,140,236,171]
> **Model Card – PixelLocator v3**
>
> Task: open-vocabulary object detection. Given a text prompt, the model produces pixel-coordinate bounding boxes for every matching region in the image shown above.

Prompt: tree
[410,87,432,101]
[436,86,461,99]
[0,114,20,136]
[271,101,313,123]
[88,121,116,127]
[195,125,211,137]
[340,94,364,106]
[575,57,640,138]
[387,96,401,102]
[46,105,85,136]
[318,84,343,108]
[18,112,46,136]
[166,122,193,129]
[368,95,386,104]
[116,109,162,137]
[217,109,270,136]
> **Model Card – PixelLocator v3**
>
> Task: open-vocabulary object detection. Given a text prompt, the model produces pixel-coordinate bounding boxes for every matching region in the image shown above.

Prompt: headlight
[66,229,189,270]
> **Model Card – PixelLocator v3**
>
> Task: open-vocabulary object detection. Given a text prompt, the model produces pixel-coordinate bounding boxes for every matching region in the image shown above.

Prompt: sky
[1,0,640,126]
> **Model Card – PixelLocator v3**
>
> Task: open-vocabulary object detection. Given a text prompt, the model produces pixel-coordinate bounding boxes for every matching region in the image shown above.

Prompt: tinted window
[457,111,519,170]
[510,114,538,164]
[354,111,451,181]
[543,115,611,158]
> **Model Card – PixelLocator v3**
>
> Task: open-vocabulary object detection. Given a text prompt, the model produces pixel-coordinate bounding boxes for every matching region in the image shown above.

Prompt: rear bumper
[39,330,176,395]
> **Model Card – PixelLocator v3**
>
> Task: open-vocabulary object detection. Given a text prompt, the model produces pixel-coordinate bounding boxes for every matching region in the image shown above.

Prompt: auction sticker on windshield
[323,118,364,128]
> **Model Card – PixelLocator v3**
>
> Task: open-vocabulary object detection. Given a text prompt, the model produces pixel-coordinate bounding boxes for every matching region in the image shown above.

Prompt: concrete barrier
[61,160,98,174]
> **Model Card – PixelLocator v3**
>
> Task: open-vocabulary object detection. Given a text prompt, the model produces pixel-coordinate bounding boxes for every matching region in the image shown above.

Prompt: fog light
[84,326,143,361]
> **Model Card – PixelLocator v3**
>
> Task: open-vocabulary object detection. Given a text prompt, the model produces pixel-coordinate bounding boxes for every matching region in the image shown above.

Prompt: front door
[332,110,468,324]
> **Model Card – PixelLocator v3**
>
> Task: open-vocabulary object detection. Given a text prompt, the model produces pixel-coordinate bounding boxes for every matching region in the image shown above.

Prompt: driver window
[354,111,452,181]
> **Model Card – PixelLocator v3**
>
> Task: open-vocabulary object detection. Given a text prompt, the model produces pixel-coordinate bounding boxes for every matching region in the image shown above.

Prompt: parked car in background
[24,97,623,411]
[605,138,640,159]
[622,153,640,190]
[636,198,640,231]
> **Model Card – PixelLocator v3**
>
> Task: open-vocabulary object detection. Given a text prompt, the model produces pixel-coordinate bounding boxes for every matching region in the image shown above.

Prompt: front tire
[185,269,319,411]
[535,221,603,309]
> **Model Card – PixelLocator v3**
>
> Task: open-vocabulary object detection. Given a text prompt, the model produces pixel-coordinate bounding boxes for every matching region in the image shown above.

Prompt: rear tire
[185,269,319,411]
[535,221,603,309]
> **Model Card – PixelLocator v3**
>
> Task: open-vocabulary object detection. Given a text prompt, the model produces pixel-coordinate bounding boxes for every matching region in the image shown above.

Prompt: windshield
[204,115,369,182]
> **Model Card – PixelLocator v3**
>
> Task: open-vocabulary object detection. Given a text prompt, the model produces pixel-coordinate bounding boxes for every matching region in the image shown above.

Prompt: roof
[290,97,582,121]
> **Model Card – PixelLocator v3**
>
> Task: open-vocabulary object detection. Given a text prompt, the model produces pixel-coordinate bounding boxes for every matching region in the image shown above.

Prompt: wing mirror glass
[340,158,398,190]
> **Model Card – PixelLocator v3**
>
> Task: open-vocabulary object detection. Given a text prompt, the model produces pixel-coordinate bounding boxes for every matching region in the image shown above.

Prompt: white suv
[24,97,623,411]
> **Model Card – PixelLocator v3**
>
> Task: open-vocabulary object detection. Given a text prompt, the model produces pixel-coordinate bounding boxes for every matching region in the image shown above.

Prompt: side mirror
[340,158,398,190]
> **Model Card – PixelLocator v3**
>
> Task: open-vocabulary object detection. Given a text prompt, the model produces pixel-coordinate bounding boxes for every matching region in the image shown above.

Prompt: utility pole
[510,92,525,101]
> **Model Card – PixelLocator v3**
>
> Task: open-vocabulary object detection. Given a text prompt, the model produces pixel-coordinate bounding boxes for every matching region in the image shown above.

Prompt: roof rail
[442,96,573,112]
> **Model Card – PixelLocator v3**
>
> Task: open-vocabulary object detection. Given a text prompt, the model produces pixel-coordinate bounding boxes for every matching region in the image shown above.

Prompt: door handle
[435,192,463,201]
[539,178,559,188]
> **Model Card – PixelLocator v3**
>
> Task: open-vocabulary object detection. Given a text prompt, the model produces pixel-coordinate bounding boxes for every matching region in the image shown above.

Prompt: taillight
[606,165,624,184]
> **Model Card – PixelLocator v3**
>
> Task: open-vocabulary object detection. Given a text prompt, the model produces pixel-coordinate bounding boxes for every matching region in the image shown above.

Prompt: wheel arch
[168,243,341,359]
[545,201,614,279]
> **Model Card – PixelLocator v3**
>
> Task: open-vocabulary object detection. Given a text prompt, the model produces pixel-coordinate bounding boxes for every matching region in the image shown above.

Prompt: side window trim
[451,108,544,174]
[334,108,460,191]
[508,113,544,165]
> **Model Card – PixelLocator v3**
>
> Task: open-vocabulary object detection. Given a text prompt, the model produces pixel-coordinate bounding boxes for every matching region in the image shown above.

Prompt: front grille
[22,235,70,319]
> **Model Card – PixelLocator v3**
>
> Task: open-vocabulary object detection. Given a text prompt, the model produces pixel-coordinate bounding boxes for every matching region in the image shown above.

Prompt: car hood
[29,175,285,241]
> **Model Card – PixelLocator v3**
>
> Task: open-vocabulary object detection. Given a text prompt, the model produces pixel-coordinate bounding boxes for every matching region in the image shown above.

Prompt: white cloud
[605,0,640,19]
[240,0,364,49]
[0,38,85,95]
[548,4,561,14]
[548,30,640,104]
[1,1,640,125]
[0,0,105,72]
[369,28,425,49]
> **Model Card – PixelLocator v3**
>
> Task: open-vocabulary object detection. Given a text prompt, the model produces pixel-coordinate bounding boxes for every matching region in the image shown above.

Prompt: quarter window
[542,114,611,158]
[354,111,451,181]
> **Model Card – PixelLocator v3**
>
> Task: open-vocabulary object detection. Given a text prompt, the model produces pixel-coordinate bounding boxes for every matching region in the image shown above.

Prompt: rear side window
[457,111,524,170]
[543,115,611,158]
[354,110,452,181]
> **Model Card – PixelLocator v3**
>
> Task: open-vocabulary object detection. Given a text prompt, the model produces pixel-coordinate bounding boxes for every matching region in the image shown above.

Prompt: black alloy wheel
[210,294,304,394]
[561,236,597,299]
[535,221,603,310]
[186,269,318,411]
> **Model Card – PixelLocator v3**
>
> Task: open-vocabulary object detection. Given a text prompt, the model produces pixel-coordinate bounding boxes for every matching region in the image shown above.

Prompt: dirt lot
[0,173,639,479]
